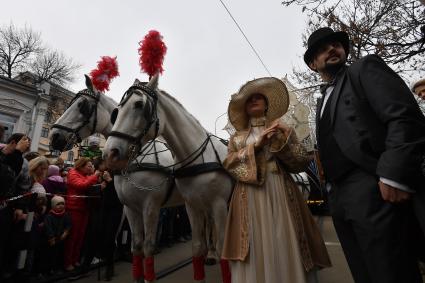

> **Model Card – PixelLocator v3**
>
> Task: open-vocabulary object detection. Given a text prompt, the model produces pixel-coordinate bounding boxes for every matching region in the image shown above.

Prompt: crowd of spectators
[0,127,192,283]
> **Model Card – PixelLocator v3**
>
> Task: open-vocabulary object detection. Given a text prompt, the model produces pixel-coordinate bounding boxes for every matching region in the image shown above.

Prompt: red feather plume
[89,56,119,92]
[138,30,167,77]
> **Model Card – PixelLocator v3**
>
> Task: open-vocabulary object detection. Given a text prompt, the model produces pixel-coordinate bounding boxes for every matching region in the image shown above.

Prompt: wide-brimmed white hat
[412,78,425,95]
[228,77,289,131]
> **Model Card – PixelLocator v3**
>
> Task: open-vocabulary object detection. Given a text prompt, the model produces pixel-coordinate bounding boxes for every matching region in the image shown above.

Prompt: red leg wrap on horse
[220,259,231,283]
[144,256,156,281]
[192,256,206,280]
[132,255,144,280]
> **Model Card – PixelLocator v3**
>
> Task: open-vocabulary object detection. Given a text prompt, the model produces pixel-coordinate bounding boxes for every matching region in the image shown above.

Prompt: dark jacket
[0,149,23,200]
[44,211,72,239]
[317,55,425,190]
[102,178,122,210]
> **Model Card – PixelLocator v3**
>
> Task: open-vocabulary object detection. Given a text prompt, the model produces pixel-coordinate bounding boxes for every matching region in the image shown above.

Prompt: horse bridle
[51,89,100,144]
[108,82,159,149]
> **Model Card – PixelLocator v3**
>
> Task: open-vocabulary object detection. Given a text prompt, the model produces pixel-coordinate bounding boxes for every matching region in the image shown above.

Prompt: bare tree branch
[29,49,81,86]
[0,23,43,78]
[284,0,425,88]
[0,23,80,87]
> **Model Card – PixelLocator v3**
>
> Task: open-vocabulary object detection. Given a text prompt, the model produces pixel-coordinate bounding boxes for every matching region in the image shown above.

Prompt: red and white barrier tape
[1,191,101,205]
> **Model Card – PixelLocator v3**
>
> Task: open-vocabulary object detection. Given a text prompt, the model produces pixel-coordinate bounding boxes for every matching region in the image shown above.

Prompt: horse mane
[157,89,206,131]
[103,93,118,106]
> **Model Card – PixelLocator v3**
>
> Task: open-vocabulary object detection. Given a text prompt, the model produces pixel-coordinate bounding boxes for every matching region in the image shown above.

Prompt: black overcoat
[317,55,425,191]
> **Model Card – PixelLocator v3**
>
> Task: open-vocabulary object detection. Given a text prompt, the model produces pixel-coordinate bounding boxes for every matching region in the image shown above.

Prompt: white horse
[104,75,233,283]
[49,76,184,283]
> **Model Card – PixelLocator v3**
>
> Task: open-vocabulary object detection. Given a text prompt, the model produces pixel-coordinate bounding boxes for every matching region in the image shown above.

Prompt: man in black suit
[304,27,425,283]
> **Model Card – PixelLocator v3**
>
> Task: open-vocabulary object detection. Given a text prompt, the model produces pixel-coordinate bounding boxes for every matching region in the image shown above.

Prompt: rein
[110,83,229,191]
[51,89,100,147]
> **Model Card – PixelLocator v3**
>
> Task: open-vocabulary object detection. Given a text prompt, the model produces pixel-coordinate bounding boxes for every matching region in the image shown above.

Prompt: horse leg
[205,216,218,266]
[125,206,145,283]
[212,200,231,283]
[186,205,207,283]
[142,203,161,283]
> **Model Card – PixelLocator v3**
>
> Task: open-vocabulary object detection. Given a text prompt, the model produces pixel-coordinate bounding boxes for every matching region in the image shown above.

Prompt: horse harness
[109,82,160,148]
[51,89,100,144]
[109,82,229,183]
[119,137,227,205]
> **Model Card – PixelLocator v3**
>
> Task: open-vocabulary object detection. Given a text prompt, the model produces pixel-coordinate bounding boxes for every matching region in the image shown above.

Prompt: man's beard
[324,59,345,77]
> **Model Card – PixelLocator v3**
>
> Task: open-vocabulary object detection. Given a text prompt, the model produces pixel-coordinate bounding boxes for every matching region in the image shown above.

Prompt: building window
[0,113,17,143]
[41,127,49,138]
[51,150,61,157]
[67,151,74,162]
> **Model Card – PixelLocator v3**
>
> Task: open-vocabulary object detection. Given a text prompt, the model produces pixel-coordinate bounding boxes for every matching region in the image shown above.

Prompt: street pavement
[76,216,360,283]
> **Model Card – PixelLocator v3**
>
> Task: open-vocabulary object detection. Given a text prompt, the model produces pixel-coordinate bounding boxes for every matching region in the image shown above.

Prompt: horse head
[49,75,105,151]
[104,74,160,170]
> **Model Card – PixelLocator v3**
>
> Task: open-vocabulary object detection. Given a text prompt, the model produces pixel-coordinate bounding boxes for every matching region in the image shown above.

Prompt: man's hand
[16,136,30,153]
[2,144,14,155]
[378,181,411,203]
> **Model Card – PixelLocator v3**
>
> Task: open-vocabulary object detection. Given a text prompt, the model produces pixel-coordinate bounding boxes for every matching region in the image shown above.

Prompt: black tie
[319,79,337,96]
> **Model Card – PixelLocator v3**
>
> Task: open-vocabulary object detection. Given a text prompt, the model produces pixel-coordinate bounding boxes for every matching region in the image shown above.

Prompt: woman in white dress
[222,77,331,283]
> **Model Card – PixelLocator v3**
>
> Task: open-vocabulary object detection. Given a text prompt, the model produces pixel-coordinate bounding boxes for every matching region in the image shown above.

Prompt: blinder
[78,98,92,117]
[111,108,118,125]
[143,99,154,123]
[109,82,159,151]
[51,89,100,148]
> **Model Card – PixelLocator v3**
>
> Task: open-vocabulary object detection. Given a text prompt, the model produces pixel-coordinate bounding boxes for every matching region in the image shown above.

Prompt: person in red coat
[64,157,100,271]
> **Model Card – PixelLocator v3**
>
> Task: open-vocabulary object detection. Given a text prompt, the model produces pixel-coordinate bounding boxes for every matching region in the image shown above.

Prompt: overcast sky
[1,0,309,138]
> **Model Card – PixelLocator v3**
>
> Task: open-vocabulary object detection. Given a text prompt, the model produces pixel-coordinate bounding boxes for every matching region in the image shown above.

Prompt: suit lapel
[329,71,347,126]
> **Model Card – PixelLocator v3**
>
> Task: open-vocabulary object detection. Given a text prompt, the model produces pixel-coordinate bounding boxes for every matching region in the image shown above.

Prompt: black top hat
[304,27,350,66]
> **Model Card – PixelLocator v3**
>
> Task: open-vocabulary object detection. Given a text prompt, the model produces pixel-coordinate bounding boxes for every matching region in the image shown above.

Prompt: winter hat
[412,78,425,95]
[51,195,65,208]
[48,165,60,177]
[88,136,100,146]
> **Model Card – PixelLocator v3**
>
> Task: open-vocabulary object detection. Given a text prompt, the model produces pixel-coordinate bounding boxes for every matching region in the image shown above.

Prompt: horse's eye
[135,100,144,109]
[111,108,118,125]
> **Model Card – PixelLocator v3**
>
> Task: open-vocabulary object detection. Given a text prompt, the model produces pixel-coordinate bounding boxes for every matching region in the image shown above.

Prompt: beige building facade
[0,73,105,165]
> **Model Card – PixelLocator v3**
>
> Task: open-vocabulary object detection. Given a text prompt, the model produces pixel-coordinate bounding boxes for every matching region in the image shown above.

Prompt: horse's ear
[134,78,141,85]
[85,74,94,92]
[147,74,159,90]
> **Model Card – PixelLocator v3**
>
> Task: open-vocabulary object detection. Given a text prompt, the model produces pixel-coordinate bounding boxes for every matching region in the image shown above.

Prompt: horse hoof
[145,280,156,283]
[194,280,206,283]
[205,257,217,265]
[134,279,144,283]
